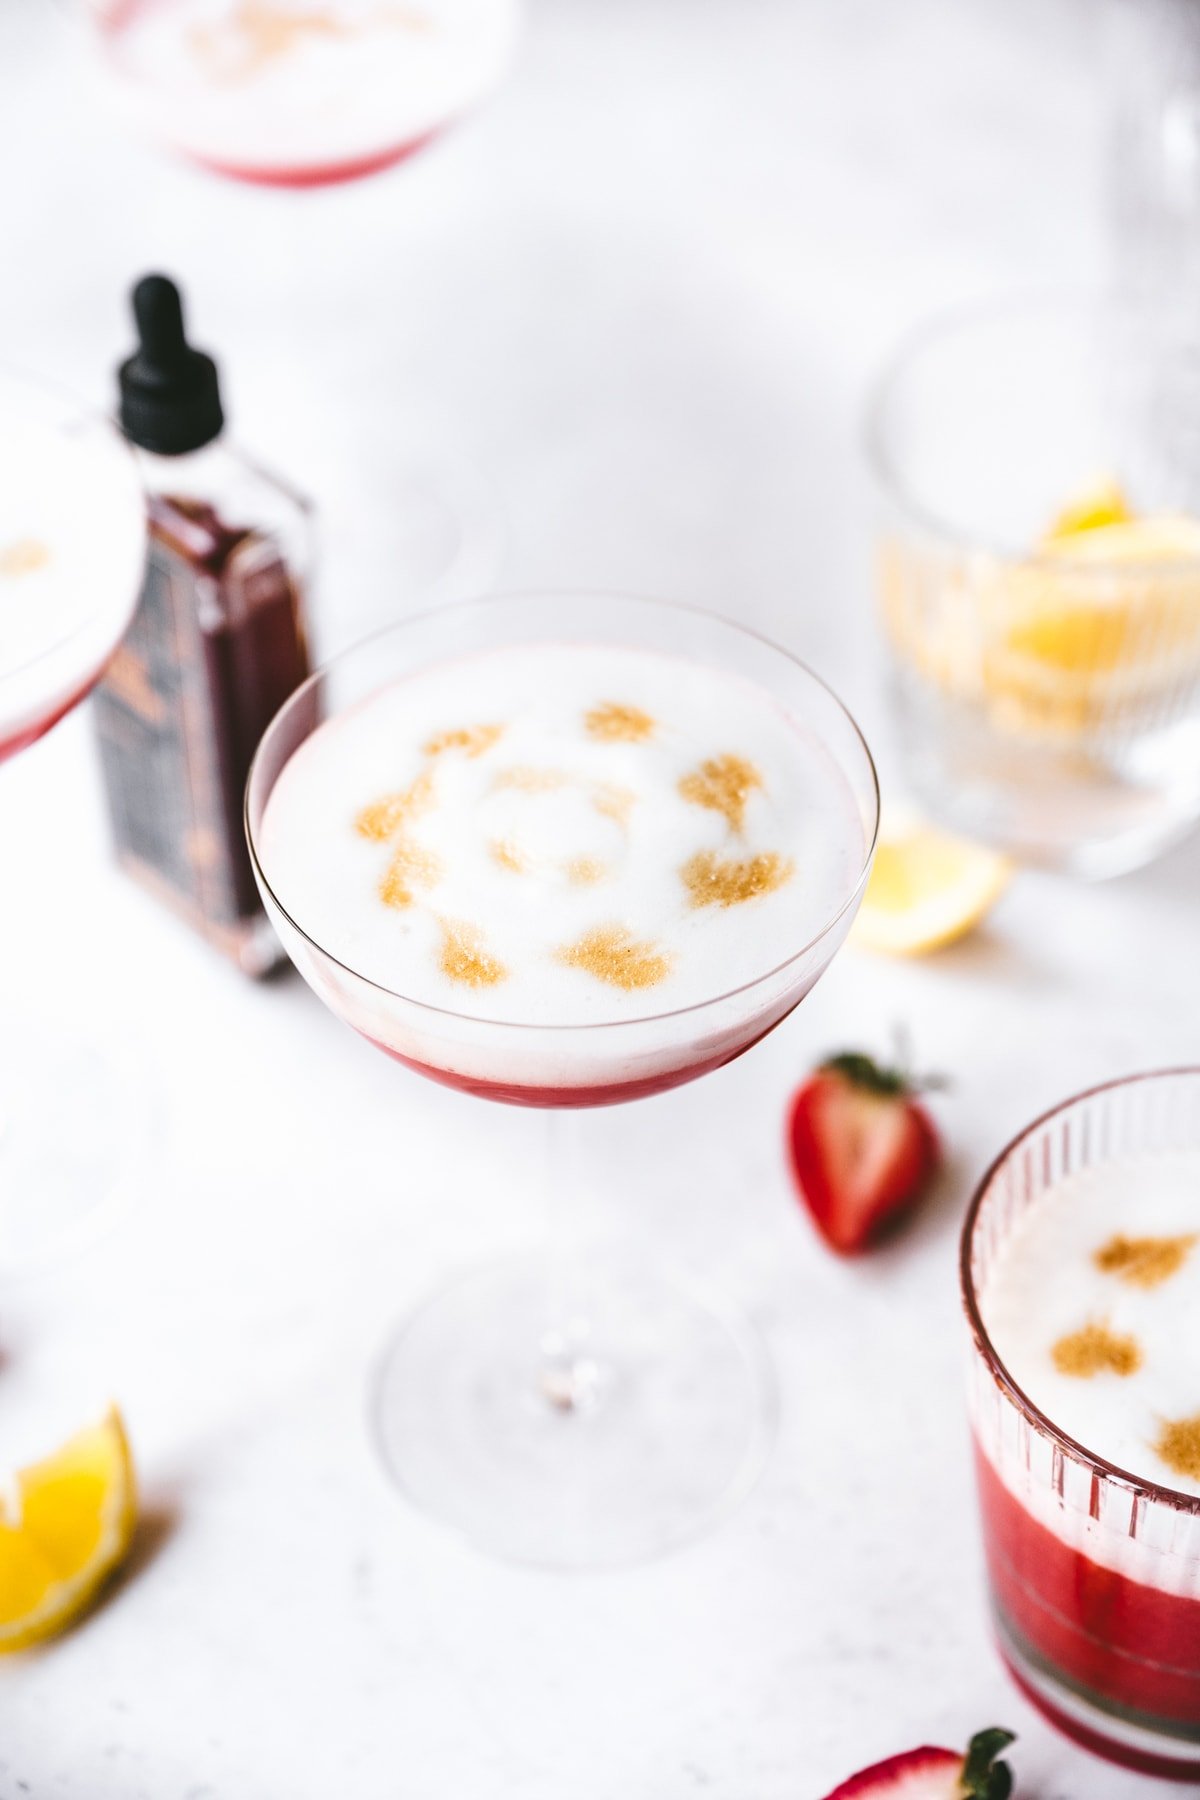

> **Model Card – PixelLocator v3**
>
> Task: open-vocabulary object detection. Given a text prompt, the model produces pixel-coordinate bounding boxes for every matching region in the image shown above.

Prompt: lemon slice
[984,514,1200,731]
[853,825,1011,956]
[1041,514,1200,564]
[0,1406,137,1651]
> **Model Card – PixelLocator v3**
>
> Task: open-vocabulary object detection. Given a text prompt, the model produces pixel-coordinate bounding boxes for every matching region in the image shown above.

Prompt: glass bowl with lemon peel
[868,294,1200,877]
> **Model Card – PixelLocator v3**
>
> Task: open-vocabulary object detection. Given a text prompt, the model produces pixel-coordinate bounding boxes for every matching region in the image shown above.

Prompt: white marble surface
[1,0,1198,1794]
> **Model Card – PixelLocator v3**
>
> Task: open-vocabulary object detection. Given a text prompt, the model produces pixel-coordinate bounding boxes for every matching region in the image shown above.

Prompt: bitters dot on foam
[1094,1234,1198,1289]
[1051,1322,1142,1380]
[378,839,442,910]
[678,753,762,832]
[1155,1414,1200,1483]
[424,723,505,759]
[0,538,51,578]
[488,838,527,874]
[438,919,507,988]
[566,857,607,887]
[680,849,793,909]
[584,702,656,743]
[555,925,671,991]
[355,767,436,842]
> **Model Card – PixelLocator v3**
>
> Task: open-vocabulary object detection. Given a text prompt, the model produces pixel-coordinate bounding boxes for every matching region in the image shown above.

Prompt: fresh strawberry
[787,1050,940,1254]
[821,1727,1016,1799]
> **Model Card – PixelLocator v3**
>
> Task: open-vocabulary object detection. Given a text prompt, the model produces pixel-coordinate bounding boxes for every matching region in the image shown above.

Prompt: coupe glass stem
[538,1109,604,1414]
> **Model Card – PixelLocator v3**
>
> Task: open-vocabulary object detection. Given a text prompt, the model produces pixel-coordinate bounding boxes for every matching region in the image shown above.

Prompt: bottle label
[93,531,248,931]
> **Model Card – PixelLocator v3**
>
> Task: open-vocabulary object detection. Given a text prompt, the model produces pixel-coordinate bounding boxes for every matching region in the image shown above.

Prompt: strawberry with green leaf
[787,1050,941,1254]
[821,1727,1016,1799]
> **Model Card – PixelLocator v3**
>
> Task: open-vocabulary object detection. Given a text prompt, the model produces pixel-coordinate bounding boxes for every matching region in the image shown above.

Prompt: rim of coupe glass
[960,1066,1200,1517]
[244,590,881,1036]
[864,287,1200,578]
[0,362,145,692]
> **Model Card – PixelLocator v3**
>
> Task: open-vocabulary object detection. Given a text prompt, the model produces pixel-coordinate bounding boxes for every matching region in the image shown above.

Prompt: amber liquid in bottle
[94,490,310,973]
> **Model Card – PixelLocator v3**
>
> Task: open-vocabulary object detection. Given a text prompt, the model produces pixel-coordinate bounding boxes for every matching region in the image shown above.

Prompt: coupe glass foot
[372,1249,776,1568]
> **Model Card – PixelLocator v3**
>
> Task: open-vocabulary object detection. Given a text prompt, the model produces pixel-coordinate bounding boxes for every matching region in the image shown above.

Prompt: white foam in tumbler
[981,1151,1200,1498]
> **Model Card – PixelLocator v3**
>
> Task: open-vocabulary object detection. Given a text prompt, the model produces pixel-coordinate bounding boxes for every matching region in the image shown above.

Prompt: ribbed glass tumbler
[961,1070,1200,1780]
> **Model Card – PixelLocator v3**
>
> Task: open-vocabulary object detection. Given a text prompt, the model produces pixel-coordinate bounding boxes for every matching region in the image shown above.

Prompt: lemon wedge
[853,825,1011,956]
[1043,476,1132,542]
[0,1406,137,1652]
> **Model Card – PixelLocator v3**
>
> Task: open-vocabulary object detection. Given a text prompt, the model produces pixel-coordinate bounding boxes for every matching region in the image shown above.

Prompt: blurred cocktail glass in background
[0,368,144,763]
[77,0,522,187]
[868,295,1200,877]
[0,366,150,1268]
[1107,0,1200,305]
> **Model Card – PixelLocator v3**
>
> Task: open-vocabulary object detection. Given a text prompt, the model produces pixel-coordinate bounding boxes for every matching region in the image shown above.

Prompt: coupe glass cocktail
[963,1070,1200,1780]
[0,366,148,1268]
[246,593,878,1566]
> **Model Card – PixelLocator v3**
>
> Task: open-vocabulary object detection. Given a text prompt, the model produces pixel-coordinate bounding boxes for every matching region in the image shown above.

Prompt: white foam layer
[100,0,521,175]
[259,643,866,1062]
[0,413,145,751]
[981,1153,1200,1498]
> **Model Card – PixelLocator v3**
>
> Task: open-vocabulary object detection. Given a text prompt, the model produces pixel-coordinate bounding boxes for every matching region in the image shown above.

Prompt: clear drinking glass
[0,366,150,1268]
[867,294,1200,877]
[246,591,879,1566]
[1107,0,1200,305]
[962,1070,1200,1781]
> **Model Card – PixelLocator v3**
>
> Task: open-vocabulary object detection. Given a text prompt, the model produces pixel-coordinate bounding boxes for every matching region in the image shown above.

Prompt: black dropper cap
[118,274,224,456]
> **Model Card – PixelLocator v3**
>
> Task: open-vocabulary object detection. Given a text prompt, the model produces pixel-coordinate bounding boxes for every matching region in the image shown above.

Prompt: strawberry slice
[821,1728,1016,1799]
[787,1050,940,1254]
